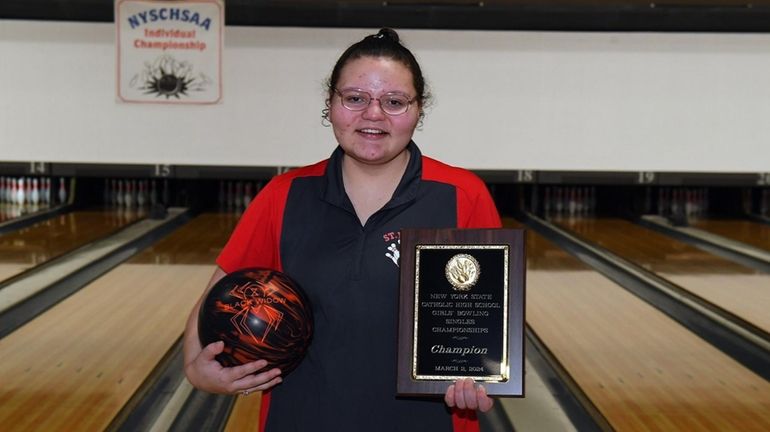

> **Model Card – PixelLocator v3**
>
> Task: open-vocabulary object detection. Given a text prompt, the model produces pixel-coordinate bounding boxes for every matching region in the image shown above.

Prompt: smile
[357,128,387,135]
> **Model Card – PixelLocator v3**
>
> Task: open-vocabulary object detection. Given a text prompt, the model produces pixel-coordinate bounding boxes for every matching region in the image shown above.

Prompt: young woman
[184,28,500,431]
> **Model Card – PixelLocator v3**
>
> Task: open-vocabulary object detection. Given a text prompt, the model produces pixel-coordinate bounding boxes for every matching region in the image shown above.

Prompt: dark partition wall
[2,0,770,32]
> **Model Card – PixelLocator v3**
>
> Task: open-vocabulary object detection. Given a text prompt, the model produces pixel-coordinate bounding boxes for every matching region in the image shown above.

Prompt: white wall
[1,20,769,172]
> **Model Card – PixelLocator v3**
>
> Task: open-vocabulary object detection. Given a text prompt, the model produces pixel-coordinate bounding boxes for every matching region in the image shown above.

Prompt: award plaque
[397,228,525,397]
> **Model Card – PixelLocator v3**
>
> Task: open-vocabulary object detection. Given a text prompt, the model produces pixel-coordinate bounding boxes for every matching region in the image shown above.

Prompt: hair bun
[373,28,400,43]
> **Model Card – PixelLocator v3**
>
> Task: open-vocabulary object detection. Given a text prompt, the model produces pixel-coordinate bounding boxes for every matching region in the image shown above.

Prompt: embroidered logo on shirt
[383,231,401,267]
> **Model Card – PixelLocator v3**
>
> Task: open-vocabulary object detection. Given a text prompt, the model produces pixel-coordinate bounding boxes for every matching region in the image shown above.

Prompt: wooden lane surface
[691,219,770,253]
[0,209,143,283]
[553,217,770,334]
[515,220,770,431]
[224,393,263,432]
[0,212,239,432]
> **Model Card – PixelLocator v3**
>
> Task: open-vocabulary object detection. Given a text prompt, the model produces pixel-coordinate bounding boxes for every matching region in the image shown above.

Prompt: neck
[342,148,411,225]
[343,148,410,181]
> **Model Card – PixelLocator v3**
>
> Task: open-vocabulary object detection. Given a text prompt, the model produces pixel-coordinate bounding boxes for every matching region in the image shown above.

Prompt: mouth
[356,128,389,137]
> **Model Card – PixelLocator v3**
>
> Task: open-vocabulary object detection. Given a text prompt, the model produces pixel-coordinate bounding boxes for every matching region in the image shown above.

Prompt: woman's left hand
[444,378,494,412]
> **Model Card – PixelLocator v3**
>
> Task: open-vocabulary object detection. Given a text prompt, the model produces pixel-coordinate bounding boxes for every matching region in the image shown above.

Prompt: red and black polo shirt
[217,141,501,432]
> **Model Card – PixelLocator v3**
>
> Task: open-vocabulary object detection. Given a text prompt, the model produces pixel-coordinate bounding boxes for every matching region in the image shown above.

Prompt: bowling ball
[198,268,313,375]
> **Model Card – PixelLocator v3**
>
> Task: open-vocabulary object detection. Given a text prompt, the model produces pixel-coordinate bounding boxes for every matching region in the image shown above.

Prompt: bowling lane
[553,217,770,334]
[0,212,239,431]
[224,394,263,432]
[690,218,770,253]
[518,221,770,431]
[0,209,143,283]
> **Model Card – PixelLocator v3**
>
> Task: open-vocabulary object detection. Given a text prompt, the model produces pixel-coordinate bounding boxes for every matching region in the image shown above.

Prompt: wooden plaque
[397,228,525,397]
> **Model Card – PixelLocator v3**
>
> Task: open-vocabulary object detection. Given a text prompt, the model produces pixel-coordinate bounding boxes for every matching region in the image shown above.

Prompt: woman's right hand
[184,340,283,396]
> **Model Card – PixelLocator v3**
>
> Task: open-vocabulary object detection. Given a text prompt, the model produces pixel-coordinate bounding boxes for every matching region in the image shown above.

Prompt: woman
[184,28,500,431]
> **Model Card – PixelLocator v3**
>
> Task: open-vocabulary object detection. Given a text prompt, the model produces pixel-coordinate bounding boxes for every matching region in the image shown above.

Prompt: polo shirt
[217,141,501,432]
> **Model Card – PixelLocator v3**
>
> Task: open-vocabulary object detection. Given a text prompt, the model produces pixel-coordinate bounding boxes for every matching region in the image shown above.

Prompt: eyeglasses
[334,89,415,116]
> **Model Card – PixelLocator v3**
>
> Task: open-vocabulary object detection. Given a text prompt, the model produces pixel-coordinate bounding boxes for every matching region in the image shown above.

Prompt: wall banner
[116,0,224,104]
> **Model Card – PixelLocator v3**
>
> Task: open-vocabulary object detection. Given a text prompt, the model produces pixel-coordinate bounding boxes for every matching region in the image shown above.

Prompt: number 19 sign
[116,0,224,104]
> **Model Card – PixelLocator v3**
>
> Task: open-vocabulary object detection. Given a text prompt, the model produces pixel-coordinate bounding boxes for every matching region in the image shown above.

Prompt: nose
[361,99,386,120]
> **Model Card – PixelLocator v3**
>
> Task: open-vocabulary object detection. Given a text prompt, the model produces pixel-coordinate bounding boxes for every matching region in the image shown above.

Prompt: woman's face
[329,56,420,166]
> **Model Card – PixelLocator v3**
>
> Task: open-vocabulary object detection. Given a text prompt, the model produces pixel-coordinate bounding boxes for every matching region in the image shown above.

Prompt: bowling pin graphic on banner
[115,0,224,104]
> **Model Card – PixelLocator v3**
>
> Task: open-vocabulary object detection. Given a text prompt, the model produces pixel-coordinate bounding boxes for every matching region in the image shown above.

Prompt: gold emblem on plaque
[445,253,480,291]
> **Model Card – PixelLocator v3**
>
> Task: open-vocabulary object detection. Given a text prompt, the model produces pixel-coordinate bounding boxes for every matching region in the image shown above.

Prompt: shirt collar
[322,141,422,212]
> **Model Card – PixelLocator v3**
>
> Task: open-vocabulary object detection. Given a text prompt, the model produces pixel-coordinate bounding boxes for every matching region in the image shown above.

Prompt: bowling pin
[9,177,15,203]
[42,177,49,204]
[670,189,679,218]
[124,180,134,208]
[116,180,124,207]
[137,180,146,207]
[684,189,693,218]
[244,182,253,209]
[58,177,67,204]
[578,188,586,215]
[31,178,40,205]
[554,187,563,215]
[26,178,32,205]
[567,187,577,217]
[16,178,25,205]
[7,177,15,204]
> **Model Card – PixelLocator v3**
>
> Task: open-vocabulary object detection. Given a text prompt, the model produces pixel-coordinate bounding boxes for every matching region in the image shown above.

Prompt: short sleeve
[216,179,288,273]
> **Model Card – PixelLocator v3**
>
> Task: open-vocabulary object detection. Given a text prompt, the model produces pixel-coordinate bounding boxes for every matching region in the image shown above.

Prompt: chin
[342,140,409,165]
[345,143,383,160]
[353,153,389,165]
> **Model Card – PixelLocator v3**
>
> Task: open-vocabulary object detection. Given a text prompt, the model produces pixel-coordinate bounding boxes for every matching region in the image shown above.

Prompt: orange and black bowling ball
[198,268,313,375]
